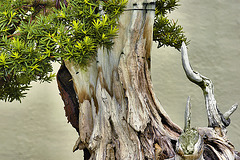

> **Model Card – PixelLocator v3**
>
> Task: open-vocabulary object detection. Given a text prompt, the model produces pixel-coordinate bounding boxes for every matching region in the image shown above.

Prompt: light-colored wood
[65,0,182,159]
[181,42,238,130]
[180,42,239,159]
[61,1,239,159]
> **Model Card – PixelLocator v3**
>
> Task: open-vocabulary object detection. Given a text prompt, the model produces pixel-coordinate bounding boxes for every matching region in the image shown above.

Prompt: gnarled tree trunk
[57,0,240,159]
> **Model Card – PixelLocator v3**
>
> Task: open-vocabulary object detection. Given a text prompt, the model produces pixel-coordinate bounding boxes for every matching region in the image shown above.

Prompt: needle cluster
[154,0,189,50]
[0,0,127,101]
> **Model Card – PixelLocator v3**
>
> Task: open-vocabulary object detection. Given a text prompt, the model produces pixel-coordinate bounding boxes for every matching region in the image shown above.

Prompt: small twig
[223,103,238,120]
[7,33,21,39]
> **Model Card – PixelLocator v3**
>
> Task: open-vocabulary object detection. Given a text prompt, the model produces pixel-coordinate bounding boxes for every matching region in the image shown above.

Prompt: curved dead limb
[180,42,240,159]
[181,43,202,84]
[181,42,238,131]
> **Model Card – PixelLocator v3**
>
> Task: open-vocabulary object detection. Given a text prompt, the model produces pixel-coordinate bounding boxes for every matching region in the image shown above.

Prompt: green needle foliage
[154,0,189,50]
[0,0,187,102]
[0,0,127,101]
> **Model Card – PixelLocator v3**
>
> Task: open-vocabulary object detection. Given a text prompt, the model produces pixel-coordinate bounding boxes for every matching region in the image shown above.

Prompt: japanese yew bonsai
[0,0,239,159]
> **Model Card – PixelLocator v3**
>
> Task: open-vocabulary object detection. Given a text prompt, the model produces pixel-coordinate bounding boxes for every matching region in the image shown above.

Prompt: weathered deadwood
[198,127,236,160]
[60,0,182,159]
[184,96,192,132]
[55,1,240,159]
[175,97,204,160]
[181,42,238,131]
[180,42,239,159]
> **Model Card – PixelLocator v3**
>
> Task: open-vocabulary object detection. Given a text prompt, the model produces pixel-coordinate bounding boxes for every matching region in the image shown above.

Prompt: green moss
[179,128,199,155]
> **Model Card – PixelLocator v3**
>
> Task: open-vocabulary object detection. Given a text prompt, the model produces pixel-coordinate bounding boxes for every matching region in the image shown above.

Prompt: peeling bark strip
[57,63,79,133]
[56,1,240,159]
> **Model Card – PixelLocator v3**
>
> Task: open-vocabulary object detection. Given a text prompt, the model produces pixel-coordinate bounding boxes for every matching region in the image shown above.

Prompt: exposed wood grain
[56,1,239,159]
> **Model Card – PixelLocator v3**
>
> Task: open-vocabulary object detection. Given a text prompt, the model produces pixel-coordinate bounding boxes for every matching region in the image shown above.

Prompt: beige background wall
[0,0,240,160]
[0,63,83,160]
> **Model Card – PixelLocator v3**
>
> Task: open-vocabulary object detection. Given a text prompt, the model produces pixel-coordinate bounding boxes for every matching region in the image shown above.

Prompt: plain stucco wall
[0,1,240,160]
[0,63,83,160]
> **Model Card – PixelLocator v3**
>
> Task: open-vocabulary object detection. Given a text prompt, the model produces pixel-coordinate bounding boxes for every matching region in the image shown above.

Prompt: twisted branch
[181,42,238,131]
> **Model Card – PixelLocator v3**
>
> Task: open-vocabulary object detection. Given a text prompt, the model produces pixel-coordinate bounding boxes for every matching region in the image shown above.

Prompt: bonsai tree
[0,0,239,159]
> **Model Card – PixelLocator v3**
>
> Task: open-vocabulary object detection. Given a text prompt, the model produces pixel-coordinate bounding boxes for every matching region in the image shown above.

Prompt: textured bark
[55,0,240,159]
